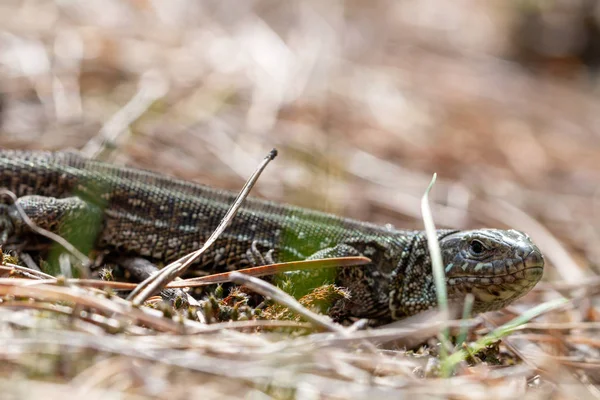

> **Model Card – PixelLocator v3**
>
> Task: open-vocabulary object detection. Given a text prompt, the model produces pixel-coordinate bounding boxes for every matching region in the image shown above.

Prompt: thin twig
[171,256,371,287]
[3,263,55,279]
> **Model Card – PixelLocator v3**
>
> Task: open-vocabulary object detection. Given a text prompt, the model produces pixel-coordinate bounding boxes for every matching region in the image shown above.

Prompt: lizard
[0,149,544,322]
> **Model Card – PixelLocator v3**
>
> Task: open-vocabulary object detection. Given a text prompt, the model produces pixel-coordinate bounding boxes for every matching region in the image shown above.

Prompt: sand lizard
[0,150,544,322]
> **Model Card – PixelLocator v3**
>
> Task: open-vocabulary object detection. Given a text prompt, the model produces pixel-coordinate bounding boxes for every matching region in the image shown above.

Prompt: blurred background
[1,0,599,293]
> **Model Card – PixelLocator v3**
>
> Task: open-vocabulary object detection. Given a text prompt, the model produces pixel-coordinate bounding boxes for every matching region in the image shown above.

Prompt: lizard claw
[245,240,273,266]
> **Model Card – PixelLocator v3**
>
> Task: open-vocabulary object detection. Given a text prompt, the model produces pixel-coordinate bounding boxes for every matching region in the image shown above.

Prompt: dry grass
[1,0,600,398]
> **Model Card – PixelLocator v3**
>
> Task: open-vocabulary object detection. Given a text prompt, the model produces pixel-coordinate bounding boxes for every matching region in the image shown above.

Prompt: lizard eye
[469,239,485,255]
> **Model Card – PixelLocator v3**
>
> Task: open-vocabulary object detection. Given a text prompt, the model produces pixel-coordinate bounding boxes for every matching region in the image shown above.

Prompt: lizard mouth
[446,266,543,312]
[447,266,543,287]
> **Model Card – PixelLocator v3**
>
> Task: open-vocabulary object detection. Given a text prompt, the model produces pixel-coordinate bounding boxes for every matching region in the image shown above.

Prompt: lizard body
[0,150,544,321]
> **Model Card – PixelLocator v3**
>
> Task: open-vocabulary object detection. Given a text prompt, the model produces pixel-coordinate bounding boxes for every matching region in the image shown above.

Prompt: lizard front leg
[0,195,104,258]
[282,244,389,322]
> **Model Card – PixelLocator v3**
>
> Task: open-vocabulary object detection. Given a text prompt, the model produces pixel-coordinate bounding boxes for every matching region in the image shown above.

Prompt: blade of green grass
[421,173,451,371]
[455,293,474,349]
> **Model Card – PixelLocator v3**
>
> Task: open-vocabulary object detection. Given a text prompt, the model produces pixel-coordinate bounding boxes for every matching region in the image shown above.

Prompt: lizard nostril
[524,249,544,269]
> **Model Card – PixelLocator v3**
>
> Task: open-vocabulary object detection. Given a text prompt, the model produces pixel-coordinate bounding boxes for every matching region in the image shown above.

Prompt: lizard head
[439,229,544,313]
[389,229,544,319]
